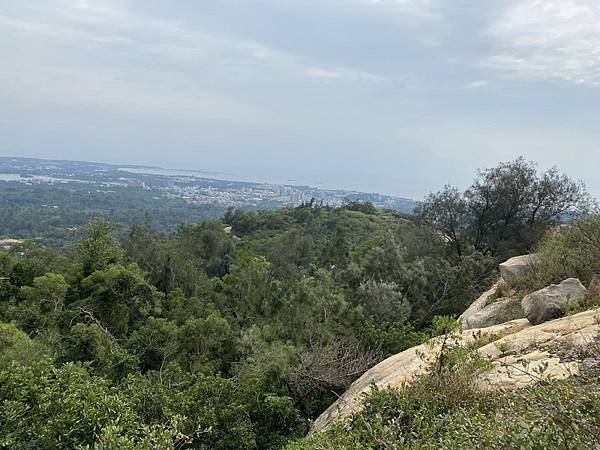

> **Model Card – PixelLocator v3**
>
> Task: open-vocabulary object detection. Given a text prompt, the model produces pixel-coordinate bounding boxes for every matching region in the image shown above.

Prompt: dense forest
[0,182,227,248]
[0,159,596,449]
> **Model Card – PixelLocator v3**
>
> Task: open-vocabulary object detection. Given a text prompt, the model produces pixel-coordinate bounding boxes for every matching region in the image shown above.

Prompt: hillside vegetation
[0,158,597,449]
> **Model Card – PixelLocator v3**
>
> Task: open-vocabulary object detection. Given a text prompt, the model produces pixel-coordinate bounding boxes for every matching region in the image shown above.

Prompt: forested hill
[0,203,471,448]
[0,158,595,449]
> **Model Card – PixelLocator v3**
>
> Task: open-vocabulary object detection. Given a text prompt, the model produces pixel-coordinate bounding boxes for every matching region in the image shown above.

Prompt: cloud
[0,0,391,126]
[465,80,489,89]
[305,67,385,82]
[306,68,343,79]
[484,0,600,86]
[0,64,266,123]
[1,0,386,90]
[0,0,279,63]
[353,0,437,19]
[0,1,275,120]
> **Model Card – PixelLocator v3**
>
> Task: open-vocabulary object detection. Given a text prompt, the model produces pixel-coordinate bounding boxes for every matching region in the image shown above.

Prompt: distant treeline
[0,181,227,247]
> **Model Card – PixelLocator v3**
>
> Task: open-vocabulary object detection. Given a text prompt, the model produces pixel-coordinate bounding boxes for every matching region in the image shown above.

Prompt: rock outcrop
[461,297,521,330]
[0,238,23,250]
[312,308,600,432]
[522,278,587,325]
[459,279,505,325]
[499,254,540,286]
[460,254,540,330]
[459,278,523,330]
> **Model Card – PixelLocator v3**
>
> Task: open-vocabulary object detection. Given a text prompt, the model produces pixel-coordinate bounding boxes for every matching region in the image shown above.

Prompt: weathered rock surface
[461,297,521,330]
[459,279,505,326]
[312,308,600,432]
[460,254,541,330]
[499,254,540,286]
[459,278,523,330]
[522,278,587,325]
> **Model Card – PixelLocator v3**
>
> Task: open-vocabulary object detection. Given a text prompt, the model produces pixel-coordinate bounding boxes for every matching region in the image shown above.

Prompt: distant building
[291,191,304,203]
[0,238,23,250]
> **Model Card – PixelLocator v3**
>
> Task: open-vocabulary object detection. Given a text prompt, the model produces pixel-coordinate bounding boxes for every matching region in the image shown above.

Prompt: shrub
[289,348,600,449]
[520,217,600,292]
[0,322,49,371]
[0,360,139,449]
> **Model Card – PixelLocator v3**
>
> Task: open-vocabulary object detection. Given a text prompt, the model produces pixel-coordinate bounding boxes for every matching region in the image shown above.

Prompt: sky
[1,0,600,198]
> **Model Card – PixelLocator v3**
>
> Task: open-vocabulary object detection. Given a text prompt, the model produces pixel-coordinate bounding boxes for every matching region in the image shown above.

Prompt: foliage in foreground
[288,215,600,450]
[289,346,600,450]
[0,203,479,449]
[519,215,600,292]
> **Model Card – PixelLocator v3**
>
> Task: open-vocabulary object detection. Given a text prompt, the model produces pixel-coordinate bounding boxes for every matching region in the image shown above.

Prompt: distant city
[0,157,416,212]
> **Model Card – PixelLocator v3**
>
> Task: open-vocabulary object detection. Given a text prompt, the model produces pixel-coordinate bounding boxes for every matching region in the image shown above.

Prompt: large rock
[499,254,540,286]
[522,278,587,325]
[459,280,505,324]
[312,308,600,432]
[459,254,539,331]
[459,279,524,330]
[461,297,522,330]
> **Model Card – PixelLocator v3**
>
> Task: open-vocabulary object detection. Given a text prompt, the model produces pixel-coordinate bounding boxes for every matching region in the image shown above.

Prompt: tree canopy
[415,158,588,258]
[0,158,593,449]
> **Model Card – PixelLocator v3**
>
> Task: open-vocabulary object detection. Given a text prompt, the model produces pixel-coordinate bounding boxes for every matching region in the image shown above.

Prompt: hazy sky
[1,0,600,198]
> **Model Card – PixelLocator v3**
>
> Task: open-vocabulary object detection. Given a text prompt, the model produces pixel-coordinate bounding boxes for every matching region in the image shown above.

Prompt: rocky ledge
[313,308,600,432]
[312,254,600,432]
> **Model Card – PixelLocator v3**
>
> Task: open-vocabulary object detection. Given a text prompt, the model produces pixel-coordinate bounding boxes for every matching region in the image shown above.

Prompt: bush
[0,322,49,370]
[173,374,257,449]
[0,360,140,449]
[289,316,600,450]
[520,217,600,291]
[290,365,600,450]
